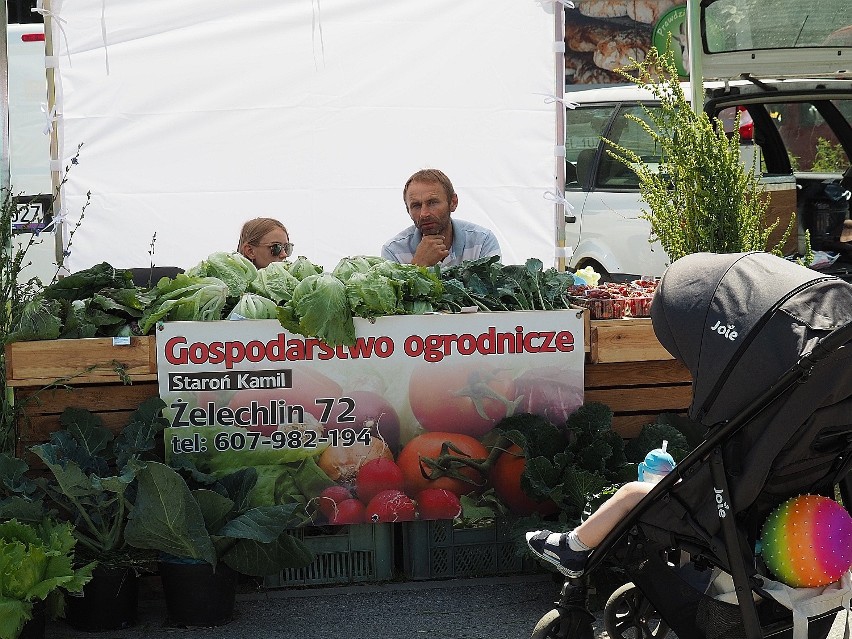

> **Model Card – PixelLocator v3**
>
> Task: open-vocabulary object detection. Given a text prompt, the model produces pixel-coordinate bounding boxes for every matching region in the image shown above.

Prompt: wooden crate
[5,335,158,387]
[14,382,161,463]
[587,318,672,364]
[5,336,160,462]
[586,319,691,438]
[763,179,798,256]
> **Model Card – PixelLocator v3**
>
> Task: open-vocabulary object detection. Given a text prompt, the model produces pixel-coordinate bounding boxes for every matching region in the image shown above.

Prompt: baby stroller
[532,252,852,639]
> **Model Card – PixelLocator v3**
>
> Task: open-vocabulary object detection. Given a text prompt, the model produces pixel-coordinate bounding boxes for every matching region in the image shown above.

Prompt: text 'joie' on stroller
[532,252,852,639]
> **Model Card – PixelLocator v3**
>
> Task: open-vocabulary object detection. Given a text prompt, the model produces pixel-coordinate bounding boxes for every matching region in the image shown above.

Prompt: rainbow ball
[760,494,852,588]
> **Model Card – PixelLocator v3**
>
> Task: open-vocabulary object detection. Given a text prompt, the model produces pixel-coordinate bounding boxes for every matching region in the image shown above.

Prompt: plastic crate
[264,523,394,587]
[401,519,537,580]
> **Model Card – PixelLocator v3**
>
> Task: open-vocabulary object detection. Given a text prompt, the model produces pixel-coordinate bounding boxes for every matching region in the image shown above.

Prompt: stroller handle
[803,318,852,366]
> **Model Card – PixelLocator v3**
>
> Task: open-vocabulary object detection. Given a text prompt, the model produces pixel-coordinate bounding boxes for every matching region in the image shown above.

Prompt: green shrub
[605,47,793,263]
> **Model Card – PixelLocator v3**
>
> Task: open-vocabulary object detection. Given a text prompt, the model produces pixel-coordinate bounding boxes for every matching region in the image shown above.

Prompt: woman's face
[242,227,291,268]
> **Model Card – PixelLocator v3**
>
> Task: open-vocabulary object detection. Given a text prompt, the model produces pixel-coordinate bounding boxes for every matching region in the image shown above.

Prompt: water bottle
[638,440,675,484]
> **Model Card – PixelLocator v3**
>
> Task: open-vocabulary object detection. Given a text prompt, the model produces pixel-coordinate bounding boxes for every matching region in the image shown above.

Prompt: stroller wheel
[531,608,595,639]
[603,582,669,639]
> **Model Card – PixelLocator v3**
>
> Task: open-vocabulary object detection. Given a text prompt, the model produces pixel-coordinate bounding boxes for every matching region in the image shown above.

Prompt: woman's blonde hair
[237,217,289,253]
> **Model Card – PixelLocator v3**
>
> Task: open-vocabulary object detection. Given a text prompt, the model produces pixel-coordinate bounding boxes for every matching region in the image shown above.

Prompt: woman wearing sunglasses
[237,217,294,268]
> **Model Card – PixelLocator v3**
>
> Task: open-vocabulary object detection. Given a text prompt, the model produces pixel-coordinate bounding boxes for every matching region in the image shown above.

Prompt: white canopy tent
[45,0,563,273]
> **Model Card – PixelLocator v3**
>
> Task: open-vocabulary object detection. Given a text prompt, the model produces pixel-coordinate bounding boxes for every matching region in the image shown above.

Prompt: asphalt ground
[42,574,597,639]
[41,572,851,639]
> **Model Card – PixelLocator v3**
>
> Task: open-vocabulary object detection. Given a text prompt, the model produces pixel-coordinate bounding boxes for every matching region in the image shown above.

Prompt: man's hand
[411,235,449,267]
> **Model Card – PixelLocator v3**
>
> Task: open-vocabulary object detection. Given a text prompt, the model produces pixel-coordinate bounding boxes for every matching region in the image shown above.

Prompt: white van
[564,0,852,281]
[6,21,56,284]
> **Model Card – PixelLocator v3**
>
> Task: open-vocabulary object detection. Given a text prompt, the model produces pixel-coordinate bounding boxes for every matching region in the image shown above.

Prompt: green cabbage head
[186,252,257,298]
[231,293,280,320]
[139,274,229,333]
[249,262,300,303]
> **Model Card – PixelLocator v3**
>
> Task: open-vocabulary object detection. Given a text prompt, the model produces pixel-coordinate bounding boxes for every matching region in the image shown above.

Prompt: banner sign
[565,0,688,85]
[156,310,585,524]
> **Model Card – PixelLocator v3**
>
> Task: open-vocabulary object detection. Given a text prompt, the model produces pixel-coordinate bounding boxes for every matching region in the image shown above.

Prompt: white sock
[567,529,592,552]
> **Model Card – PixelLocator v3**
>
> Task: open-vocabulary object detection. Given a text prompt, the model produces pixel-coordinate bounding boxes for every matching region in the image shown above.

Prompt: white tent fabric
[49,0,557,272]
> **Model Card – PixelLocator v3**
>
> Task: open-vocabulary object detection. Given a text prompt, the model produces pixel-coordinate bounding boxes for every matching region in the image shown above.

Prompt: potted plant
[124,460,314,627]
[19,397,168,631]
[0,518,94,639]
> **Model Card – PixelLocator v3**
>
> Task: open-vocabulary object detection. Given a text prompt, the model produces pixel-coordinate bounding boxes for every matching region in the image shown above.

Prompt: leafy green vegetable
[5,268,154,343]
[139,274,229,334]
[4,297,62,342]
[344,271,401,319]
[248,262,300,303]
[26,398,168,568]
[369,261,443,312]
[494,413,566,461]
[0,518,94,639]
[125,461,314,576]
[287,256,323,281]
[54,300,98,339]
[230,293,280,320]
[277,273,355,346]
[57,286,157,339]
[331,255,386,281]
[485,404,627,527]
[42,262,134,301]
[624,417,696,464]
[437,256,575,312]
[185,252,257,298]
[0,455,47,523]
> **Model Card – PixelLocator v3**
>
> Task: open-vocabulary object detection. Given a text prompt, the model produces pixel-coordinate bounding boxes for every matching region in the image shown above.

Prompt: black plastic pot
[65,565,139,631]
[19,599,46,639]
[158,559,237,627]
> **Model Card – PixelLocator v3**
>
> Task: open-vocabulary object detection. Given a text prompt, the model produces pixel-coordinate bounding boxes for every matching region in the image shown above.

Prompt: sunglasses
[262,242,294,258]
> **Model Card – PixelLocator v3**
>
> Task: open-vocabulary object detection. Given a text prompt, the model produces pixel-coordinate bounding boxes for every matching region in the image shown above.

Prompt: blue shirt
[381,218,501,267]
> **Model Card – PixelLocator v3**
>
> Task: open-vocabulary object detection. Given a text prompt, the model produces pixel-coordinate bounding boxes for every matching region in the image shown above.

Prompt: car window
[597,105,661,189]
[565,105,616,187]
[767,100,850,173]
[715,99,851,175]
[775,102,848,172]
[704,0,848,52]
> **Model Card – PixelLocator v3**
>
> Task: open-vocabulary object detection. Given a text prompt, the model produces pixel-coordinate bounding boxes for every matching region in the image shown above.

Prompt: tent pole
[41,0,64,274]
[686,0,704,114]
[1,0,10,194]
[554,2,566,271]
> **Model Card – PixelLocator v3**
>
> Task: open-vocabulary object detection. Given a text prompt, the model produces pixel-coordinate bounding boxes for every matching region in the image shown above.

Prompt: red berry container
[579,296,627,319]
[625,294,654,318]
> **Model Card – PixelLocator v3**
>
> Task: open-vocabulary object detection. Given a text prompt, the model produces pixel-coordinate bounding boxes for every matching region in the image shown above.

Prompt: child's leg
[526,481,654,576]
[574,481,653,548]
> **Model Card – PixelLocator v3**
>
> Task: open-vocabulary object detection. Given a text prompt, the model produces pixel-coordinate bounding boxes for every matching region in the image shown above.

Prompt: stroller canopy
[651,252,852,425]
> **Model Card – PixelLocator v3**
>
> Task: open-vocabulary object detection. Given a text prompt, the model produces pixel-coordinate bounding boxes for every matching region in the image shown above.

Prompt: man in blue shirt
[381,169,501,267]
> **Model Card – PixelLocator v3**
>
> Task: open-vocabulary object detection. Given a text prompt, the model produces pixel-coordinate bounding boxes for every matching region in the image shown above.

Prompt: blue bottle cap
[638,440,676,482]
